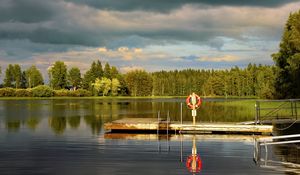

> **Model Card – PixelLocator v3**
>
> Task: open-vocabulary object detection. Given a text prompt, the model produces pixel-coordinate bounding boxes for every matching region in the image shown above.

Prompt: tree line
[0,60,276,98]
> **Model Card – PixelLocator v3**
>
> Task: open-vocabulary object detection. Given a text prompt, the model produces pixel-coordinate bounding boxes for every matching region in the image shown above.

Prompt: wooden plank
[104,118,273,134]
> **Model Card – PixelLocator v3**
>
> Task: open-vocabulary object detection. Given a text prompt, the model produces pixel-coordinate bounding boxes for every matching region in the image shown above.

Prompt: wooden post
[167,111,170,151]
[255,101,260,124]
[295,102,298,120]
[167,111,169,136]
[157,111,160,135]
[291,100,294,117]
[157,111,161,152]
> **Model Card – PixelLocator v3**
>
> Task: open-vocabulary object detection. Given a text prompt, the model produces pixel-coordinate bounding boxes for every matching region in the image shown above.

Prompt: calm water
[0,98,299,175]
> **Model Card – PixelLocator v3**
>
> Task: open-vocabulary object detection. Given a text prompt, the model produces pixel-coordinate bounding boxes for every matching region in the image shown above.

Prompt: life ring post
[186,92,202,126]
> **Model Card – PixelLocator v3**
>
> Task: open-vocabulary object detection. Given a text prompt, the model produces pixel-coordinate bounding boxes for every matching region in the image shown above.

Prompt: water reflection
[254,137,300,174]
[48,116,67,135]
[26,117,40,130]
[1,98,257,135]
[185,135,202,174]
[84,115,103,135]
[67,115,81,129]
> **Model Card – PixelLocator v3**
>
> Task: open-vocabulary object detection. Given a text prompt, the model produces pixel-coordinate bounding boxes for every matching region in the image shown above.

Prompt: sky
[0,0,300,78]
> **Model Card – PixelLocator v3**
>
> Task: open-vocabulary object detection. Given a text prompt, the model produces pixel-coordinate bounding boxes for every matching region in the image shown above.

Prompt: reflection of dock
[104,118,273,135]
[104,133,268,142]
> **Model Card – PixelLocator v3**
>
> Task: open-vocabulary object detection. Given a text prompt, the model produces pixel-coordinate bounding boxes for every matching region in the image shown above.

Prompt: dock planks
[104,118,273,135]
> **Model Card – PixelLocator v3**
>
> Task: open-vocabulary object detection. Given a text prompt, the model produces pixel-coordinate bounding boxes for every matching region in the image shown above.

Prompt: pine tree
[68,67,81,90]
[49,61,67,90]
[272,10,300,98]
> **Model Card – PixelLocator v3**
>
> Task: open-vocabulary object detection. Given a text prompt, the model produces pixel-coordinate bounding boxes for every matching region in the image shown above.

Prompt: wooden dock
[104,118,273,135]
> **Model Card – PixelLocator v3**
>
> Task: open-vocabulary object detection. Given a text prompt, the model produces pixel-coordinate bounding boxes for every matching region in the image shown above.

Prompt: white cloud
[120,66,144,73]
[198,55,240,62]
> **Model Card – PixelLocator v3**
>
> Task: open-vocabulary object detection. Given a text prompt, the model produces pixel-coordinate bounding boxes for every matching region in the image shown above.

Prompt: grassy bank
[208,99,300,122]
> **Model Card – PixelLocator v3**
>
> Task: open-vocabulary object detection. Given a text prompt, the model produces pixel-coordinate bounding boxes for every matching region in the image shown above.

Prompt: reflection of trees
[67,116,81,129]
[84,115,102,135]
[49,117,66,135]
[6,121,21,132]
[274,144,300,164]
[26,117,40,130]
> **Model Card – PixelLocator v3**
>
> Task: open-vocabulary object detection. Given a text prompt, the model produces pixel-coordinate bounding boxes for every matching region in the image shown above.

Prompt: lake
[0,98,299,174]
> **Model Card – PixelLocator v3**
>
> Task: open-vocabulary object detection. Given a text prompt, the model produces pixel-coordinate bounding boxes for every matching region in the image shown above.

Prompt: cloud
[1,1,299,49]
[65,0,296,13]
[120,66,144,73]
[198,55,239,62]
[98,47,144,61]
[0,0,61,23]
[0,0,298,74]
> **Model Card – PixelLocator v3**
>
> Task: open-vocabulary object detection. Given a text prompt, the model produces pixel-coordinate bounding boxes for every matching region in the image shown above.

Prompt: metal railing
[255,99,300,124]
[254,134,300,163]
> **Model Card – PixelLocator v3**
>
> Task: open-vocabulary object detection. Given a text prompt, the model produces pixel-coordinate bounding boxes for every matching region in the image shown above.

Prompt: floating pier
[104,118,273,135]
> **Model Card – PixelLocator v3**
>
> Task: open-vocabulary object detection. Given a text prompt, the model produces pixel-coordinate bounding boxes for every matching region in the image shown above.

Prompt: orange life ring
[186,94,202,109]
[186,155,202,173]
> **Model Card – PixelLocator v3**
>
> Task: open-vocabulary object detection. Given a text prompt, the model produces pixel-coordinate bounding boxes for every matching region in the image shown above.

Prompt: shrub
[32,85,53,97]
[0,88,16,97]
[54,89,70,97]
[54,89,92,97]
[75,89,92,97]
[15,89,32,97]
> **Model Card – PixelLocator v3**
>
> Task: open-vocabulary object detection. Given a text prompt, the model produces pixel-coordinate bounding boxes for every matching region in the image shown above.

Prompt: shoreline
[0,96,258,100]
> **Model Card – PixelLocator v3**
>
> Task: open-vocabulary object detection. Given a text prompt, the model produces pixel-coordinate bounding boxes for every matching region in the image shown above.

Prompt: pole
[167,111,170,151]
[180,102,183,125]
[295,101,298,120]
[193,115,196,126]
[255,101,260,124]
[291,100,294,117]
[157,111,160,152]
[157,111,160,135]
[180,133,183,162]
[167,111,169,136]
[255,102,258,124]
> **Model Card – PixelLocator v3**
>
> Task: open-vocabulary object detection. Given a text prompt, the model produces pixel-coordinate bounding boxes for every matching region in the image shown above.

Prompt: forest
[0,10,299,99]
[0,61,277,98]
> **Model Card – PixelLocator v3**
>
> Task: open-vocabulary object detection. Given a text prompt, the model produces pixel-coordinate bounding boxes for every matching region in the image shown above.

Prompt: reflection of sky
[0,129,280,175]
[0,98,297,174]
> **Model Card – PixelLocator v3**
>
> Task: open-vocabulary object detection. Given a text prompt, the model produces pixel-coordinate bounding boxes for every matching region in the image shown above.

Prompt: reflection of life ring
[186,94,202,109]
[186,155,202,173]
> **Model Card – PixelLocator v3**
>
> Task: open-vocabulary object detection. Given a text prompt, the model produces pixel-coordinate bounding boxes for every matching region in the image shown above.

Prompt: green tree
[68,67,81,90]
[111,78,120,96]
[92,77,111,96]
[125,70,153,96]
[3,64,22,88]
[110,66,119,79]
[272,10,300,98]
[25,65,44,88]
[49,61,67,89]
[82,60,103,90]
[104,62,111,79]
[13,64,22,88]
[4,64,14,87]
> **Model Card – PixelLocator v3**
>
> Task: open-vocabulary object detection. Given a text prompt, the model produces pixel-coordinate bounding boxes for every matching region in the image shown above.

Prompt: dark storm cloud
[0,0,60,23]
[65,0,295,12]
[0,0,297,48]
